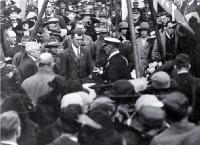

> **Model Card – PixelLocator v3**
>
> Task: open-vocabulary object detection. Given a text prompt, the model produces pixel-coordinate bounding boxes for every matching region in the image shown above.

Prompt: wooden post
[29,0,49,41]
[126,0,141,78]
[148,0,165,63]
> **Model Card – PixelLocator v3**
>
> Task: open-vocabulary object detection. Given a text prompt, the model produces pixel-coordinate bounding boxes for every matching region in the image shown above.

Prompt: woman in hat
[4,5,22,28]
[118,21,130,43]
[42,17,64,42]
[15,19,35,39]
[136,22,154,76]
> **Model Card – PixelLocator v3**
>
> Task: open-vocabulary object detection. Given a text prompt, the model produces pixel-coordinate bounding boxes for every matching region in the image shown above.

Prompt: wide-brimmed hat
[132,7,141,14]
[81,8,95,17]
[119,21,129,30]
[4,5,21,16]
[104,37,121,45]
[43,17,59,27]
[26,12,37,20]
[15,19,35,30]
[138,22,149,30]
[95,27,108,34]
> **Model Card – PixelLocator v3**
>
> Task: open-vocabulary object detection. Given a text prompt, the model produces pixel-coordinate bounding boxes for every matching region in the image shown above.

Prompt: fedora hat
[4,5,21,16]
[15,19,35,30]
[81,8,95,17]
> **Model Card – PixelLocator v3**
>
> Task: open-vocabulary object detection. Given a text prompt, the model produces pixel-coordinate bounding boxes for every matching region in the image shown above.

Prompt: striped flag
[153,0,194,34]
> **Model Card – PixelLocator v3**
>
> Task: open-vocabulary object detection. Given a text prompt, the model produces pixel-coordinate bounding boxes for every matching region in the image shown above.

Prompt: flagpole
[148,0,165,63]
[29,0,49,41]
[126,0,141,78]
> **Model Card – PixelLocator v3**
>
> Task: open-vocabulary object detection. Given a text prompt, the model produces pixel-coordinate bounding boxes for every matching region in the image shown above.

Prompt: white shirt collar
[188,0,194,6]
[0,141,18,145]
[72,43,80,56]
[108,50,120,60]
[177,70,189,74]
[28,54,36,62]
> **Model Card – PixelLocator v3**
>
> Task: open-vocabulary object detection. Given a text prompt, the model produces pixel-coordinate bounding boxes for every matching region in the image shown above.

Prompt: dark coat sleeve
[18,59,38,83]
[86,49,93,76]
[103,55,131,82]
[59,50,68,78]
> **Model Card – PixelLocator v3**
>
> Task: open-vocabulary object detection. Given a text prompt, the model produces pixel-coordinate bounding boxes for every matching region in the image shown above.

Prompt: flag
[153,0,194,34]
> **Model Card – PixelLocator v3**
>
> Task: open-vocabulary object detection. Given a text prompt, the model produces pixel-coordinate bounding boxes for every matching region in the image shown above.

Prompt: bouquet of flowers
[145,61,162,78]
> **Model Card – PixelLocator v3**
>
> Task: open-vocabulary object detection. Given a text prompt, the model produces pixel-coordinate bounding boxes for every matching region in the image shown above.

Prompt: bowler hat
[4,5,21,16]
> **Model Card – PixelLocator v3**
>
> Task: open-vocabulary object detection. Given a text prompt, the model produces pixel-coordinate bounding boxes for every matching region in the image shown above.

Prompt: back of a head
[162,91,189,122]
[0,111,21,140]
[174,53,190,70]
[38,52,54,66]
[1,93,30,121]
[25,42,40,53]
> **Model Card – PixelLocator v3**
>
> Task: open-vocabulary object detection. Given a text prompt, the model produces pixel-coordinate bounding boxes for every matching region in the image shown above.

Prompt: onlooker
[17,42,40,83]
[0,111,21,145]
[152,21,178,61]
[150,91,196,145]
[22,52,56,104]
[59,29,93,82]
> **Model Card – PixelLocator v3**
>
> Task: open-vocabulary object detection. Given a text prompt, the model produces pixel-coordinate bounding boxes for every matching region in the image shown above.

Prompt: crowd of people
[1,0,200,145]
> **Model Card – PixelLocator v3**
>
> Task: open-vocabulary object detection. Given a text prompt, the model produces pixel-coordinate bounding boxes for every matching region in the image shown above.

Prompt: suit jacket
[17,55,38,83]
[180,0,200,16]
[173,72,200,105]
[182,126,200,145]
[59,45,93,80]
[152,30,178,60]
[150,122,196,145]
[136,37,152,76]
[3,41,20,58]
[103,52,131,82]
[22,66,55,104]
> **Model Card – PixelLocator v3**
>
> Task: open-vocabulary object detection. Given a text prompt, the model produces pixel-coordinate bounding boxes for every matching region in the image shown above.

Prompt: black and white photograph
[0,0,200,145]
